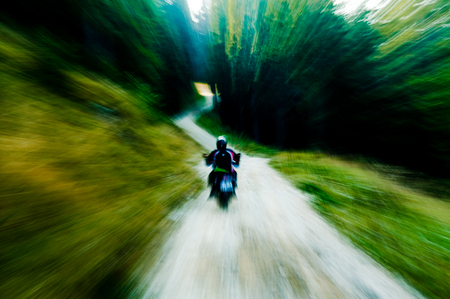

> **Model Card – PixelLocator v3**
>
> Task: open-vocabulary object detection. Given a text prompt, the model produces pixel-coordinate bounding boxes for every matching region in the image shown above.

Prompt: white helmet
[216,135,227,150]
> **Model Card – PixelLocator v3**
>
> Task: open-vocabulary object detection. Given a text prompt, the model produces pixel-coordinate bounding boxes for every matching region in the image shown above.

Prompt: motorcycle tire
[218,191,229,210]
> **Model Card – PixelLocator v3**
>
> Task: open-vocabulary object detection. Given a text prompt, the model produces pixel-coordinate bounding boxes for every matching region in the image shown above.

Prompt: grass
[197,110,450,299]
[0,24,203,299]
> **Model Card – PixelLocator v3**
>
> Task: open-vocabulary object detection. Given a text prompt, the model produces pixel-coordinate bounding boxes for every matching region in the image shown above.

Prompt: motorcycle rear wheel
[218,192,229,210]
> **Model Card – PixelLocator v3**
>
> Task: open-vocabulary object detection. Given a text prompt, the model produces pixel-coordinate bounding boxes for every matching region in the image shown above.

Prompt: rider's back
[214,149,232,173]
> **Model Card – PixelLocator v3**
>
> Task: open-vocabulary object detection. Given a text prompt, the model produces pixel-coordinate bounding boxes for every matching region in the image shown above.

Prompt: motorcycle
[203,152,240,210]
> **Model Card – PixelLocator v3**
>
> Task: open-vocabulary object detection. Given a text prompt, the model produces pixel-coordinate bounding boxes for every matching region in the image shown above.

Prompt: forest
[201,0,450,177]
[1,0,202,113]
[3,0,450,176]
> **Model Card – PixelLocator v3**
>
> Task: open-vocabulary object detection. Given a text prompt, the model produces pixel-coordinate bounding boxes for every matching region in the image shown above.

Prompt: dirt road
[141,114,422,299]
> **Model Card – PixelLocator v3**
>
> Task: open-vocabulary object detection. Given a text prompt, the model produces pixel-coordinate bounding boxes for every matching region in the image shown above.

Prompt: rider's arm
[206,150,217,166]
[228,149,240,166]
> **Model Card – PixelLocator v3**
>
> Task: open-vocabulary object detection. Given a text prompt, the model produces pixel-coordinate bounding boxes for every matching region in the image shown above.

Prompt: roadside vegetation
[204,0,450,178]
[197,110,450,299]
[0,25,203,299]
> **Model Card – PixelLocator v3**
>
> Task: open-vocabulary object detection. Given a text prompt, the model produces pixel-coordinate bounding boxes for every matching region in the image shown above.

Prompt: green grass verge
[197,110,450,299]
[0,25,203,299]
[270,152,450,299]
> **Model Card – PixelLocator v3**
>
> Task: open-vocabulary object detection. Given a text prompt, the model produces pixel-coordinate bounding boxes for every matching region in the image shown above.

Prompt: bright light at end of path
[194,82,214,96]
[187,0,204,22]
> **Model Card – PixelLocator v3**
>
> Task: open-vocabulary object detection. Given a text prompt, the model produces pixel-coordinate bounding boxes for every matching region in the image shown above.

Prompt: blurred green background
[2,0,450,298]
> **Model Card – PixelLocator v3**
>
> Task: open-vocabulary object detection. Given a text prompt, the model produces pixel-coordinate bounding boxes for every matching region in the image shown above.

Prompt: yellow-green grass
[197,111,450,299]
[271,153,450,299]
[0,25,203,298]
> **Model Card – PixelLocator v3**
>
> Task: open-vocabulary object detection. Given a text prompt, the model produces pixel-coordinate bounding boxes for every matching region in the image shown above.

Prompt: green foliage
[0,24,203,299]
[205,0,450,176]
[1,0,198,114]
[271,152,450,299]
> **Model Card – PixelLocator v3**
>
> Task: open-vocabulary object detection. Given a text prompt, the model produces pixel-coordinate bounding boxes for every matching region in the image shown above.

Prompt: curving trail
[141,113,423,299]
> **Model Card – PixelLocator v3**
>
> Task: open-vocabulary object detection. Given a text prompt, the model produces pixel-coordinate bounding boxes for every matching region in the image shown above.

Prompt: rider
[205,136,240,197]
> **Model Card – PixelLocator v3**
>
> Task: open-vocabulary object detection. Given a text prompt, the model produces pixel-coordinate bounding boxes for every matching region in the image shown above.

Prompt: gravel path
[141,114,422,299]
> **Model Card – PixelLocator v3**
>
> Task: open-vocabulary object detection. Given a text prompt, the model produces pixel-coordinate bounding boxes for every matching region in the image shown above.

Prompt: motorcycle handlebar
[203,153,241,164]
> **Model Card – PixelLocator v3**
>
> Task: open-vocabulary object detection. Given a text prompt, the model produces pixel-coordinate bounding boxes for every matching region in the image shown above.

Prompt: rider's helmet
[216,135,227,150]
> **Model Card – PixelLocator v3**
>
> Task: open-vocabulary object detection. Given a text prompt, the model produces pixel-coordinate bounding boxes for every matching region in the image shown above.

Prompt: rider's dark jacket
[206,148,239,174]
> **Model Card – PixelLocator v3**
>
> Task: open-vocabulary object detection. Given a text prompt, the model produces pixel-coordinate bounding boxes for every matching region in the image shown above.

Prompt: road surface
[140,113,422,299]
